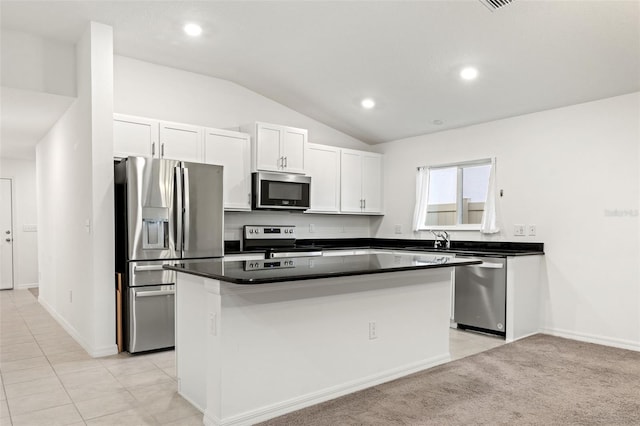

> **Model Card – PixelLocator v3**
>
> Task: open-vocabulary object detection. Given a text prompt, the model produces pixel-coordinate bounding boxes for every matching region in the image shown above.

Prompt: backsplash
[224,211,372,241]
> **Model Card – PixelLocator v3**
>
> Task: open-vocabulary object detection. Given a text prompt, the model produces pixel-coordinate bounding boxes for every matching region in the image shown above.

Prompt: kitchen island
[166,253,480,426]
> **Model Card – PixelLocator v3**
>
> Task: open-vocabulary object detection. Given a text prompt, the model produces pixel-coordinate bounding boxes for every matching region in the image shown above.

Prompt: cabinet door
[204,129,251,211]
[159,122,202,163]
[113,114,158,158]
[255,123,283,172]
[362,153,383,213]
[306,144,340,212]
[282,126,307,174]
[340,150,363,213]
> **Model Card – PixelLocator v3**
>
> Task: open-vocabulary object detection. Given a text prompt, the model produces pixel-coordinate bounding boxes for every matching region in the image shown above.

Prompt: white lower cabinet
[203,128,251,211]
[306,143,341,213]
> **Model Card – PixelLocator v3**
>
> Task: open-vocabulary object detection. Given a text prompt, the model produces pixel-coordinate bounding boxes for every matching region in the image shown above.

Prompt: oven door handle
[476,262,504,269]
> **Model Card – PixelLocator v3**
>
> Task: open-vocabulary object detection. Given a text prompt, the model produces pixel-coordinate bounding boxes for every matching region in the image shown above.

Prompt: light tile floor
[1,289,504,425]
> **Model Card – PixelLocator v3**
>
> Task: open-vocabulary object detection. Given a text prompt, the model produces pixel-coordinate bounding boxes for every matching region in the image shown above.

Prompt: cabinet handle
[248,193,251,205]
[161,143,165,158]
[363,199,366,210]
[152,143,156,156]
[284,156,288,168]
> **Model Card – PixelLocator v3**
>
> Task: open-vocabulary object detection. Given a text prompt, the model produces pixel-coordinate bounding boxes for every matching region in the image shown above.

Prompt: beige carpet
[259,334,640,425]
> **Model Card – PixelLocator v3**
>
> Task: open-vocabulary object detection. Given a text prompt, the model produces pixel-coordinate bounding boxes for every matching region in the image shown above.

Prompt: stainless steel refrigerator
[114,157,223,353]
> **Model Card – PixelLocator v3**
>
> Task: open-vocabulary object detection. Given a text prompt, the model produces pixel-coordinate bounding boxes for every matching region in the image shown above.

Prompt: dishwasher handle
[477,262,504,269]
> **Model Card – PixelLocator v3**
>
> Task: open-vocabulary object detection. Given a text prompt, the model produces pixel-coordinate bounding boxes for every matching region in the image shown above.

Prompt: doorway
[1,178,14,290]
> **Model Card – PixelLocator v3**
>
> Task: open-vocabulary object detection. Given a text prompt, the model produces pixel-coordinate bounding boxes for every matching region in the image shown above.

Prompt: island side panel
[208,269,452,425]
[506,255,543,342]
[175,272,211,412]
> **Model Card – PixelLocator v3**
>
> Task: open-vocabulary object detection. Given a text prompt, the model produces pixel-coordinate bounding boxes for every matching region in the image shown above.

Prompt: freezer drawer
[128,285,175,353]
[454,256,506,335]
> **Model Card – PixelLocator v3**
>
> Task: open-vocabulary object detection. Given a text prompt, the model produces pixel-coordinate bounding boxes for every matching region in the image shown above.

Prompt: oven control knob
[249,229,254,234]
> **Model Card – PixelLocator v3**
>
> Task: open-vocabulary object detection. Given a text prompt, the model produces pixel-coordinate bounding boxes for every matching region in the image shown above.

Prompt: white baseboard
[541,327,640,352]
[203,354,450,426]
[15,282,39,289]
[38,297,118,358]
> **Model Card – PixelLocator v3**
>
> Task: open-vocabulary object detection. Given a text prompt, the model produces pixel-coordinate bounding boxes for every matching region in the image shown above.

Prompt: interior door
[1,178,14,290]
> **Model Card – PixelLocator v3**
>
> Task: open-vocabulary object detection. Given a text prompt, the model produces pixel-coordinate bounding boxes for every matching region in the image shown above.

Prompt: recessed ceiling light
[459,66,479,81]
[361,98,376,109]
[184,23,202,37]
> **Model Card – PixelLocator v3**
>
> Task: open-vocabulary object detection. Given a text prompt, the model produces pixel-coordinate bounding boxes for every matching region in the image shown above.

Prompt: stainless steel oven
[252,172,311,211]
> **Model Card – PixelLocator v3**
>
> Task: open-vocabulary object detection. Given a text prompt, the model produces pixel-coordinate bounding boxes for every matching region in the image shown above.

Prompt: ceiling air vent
[478,0,516,11]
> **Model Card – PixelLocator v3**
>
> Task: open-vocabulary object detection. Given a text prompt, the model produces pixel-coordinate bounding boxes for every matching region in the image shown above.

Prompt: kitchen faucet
[431,230,450,249]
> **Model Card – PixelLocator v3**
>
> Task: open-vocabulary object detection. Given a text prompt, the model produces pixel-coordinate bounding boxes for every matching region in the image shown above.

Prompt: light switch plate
[528,224,537,236]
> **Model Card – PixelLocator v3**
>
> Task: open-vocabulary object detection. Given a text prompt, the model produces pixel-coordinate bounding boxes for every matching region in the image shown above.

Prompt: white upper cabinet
[244,122,307,174]
[159,122,203,163]
[203,128,251,211]
[113,114,158,158]
[340,149,383,214]
[361,153,383,213]
[306,143,341,213]
[113,114,202,162]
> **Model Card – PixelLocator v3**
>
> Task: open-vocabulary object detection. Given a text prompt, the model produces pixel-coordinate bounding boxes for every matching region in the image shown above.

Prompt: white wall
[113,55,371,150]
[0,158,38,287]
[377,92,640,350]
[36,22,116,357]
[1,29,76,97]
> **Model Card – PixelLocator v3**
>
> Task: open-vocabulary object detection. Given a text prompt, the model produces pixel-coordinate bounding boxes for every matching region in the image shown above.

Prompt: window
[413,158,497,231]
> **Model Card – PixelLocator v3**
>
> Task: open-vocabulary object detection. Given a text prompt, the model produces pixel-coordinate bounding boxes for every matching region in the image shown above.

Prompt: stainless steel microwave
[252,172,311,211]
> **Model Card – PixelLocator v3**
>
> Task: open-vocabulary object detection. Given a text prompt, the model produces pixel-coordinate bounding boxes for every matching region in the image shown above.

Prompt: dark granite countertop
[165,253,481,285]
[224,238,544,257]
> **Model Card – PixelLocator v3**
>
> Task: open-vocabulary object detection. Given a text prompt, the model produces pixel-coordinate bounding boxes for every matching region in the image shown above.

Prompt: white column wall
[36,22,116,357]
[376,92,640,351]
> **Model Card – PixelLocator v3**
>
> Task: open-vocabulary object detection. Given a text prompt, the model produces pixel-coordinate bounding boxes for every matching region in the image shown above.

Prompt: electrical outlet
[527,224,537,236]
[368,321,377,340]
[394,224,402,234]
[513,224,525,236]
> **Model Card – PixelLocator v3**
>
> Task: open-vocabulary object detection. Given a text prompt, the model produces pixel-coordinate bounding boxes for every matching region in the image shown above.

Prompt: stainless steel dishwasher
[454,255,507,337]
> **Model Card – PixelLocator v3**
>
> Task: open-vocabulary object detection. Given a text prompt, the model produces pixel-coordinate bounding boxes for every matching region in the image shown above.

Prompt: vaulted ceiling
[2,0,639,152]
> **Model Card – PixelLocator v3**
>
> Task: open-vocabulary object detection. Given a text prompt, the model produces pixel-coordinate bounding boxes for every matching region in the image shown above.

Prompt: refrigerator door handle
[175,166,183,252]
[183,167,190,251]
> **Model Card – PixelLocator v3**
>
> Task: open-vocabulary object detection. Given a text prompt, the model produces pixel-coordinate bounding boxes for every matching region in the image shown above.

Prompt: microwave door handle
[183,167,190,251]
[175,166,183,252]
